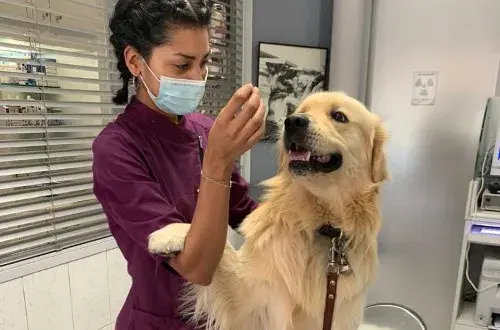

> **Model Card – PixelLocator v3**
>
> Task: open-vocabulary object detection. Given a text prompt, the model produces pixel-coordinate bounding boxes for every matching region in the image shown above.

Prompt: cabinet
[451,180,500,329]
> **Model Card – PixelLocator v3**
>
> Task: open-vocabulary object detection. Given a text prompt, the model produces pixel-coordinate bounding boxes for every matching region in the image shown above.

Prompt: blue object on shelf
[471,224,500,236]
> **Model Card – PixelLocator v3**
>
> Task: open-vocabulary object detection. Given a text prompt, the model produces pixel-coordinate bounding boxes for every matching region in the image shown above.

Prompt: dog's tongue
[289,150,311,161]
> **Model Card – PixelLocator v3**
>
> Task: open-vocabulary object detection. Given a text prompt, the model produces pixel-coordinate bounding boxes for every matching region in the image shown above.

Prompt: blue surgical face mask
[140,59,208,115]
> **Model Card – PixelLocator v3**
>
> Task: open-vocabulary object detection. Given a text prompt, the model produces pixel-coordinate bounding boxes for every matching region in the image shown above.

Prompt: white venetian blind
[202,0,243,116]
[0,0,121,266]
[0,0,245,267]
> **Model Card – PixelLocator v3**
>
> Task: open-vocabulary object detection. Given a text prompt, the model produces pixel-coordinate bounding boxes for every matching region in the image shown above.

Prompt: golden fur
[148,91,389,330]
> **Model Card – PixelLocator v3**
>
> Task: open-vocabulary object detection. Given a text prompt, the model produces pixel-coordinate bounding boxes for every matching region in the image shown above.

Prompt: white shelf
[465,203,500,245]
[454,302,487,330]
[468,212,500,224]
[452,180,500,330]
[469,232,500,246]
[465,180,500,226]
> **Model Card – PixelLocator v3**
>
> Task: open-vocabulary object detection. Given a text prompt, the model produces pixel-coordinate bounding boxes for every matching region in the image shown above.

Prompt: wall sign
[412,71,438,106]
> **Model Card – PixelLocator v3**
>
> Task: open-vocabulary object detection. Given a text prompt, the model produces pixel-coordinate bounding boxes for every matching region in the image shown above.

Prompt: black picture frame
[257,42,329,141]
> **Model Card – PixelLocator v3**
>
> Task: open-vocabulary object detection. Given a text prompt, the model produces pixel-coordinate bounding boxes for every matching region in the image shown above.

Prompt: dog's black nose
[284,115,309,132]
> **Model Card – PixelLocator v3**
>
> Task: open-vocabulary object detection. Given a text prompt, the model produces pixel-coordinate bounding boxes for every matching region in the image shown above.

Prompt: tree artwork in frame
[257,42,329,141]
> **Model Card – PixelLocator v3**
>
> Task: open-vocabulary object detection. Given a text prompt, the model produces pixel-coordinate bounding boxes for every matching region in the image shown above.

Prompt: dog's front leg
[148,223,191,257]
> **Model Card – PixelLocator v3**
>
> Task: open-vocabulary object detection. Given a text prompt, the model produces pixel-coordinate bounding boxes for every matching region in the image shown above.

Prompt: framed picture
[257,42,329,140]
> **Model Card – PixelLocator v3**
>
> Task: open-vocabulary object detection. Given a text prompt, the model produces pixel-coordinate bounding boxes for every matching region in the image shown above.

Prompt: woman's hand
[204,84,265,179]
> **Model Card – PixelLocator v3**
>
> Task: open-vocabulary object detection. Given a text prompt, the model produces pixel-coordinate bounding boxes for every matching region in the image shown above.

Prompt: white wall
[496,61,500,96]
[366,1,500,329]
[0,245,130,330]
[329,0,372,102]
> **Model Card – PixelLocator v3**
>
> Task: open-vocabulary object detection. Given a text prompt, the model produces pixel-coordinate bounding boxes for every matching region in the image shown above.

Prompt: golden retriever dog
[148,91,389,330]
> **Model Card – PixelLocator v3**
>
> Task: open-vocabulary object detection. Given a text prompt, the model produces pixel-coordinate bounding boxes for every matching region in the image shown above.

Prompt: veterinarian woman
[92,0,265,328]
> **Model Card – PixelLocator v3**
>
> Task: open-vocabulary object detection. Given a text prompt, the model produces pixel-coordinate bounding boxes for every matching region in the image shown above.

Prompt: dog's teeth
[314,155,332,163]
[289,150,311,161]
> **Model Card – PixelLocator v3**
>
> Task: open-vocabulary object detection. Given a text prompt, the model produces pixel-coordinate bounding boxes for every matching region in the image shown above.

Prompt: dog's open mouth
[288,142,343,174]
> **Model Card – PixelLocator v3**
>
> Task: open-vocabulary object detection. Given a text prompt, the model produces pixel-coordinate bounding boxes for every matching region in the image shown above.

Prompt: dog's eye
[331,111,349,123]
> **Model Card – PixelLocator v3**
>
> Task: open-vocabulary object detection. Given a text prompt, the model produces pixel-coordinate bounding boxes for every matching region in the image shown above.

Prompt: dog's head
[278,91,388,204]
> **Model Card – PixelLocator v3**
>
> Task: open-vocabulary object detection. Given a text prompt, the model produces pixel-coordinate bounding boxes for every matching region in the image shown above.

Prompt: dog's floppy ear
[371,121,389,183]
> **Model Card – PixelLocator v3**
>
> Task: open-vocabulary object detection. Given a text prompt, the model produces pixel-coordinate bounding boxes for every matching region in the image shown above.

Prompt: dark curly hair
[109,0,213,104]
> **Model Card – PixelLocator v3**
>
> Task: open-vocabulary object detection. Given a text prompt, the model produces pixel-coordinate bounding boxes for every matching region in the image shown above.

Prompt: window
[202,0,243,117]
[0,0,121,267]
[0,0,245,267]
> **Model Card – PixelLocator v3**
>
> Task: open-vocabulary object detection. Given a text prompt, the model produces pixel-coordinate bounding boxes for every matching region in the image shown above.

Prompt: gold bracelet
[200,171,232,188]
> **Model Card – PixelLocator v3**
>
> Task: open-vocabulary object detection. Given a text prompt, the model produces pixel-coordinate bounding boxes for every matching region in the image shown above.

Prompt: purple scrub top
[92,97,258,329]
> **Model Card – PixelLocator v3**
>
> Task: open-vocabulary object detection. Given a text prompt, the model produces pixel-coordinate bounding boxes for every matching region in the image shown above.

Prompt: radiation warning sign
[412,71,438,106]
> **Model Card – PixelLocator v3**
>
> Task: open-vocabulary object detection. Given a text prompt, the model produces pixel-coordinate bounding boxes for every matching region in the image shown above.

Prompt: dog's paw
[148,223,191,256]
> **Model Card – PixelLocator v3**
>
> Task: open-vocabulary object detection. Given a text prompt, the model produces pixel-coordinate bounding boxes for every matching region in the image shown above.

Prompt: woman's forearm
[169,157,233,285]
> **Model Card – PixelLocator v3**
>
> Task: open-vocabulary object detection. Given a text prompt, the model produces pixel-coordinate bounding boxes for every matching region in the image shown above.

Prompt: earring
[132,76,138,90]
